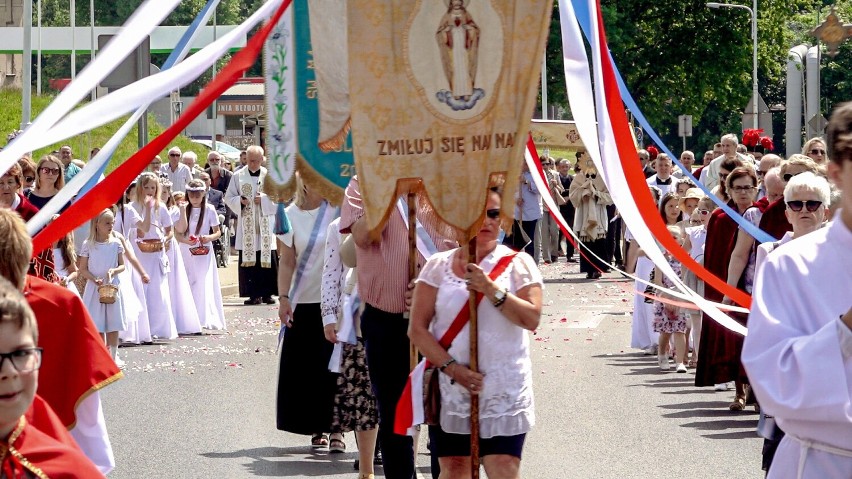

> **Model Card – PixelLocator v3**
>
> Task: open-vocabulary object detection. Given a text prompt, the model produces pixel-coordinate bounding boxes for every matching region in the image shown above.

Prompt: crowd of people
[1,100,850,478]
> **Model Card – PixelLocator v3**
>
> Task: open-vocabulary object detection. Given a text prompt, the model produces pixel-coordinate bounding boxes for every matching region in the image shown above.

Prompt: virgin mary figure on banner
[436,0,480,104]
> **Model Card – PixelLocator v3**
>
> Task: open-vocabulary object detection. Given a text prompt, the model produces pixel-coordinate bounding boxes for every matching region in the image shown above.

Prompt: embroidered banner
[263,0,354,205]
[347,0,552,240]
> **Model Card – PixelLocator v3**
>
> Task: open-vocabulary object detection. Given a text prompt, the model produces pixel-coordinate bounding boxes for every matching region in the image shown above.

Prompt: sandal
[329,434,346,454]
[311,433,329,448]
[729,396,746,411]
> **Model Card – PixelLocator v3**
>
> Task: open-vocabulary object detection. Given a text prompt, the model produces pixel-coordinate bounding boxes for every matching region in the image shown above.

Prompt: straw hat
[340,234,357,268]
[678,188,704,207]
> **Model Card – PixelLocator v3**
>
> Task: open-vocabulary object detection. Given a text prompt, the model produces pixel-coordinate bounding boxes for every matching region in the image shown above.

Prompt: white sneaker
[727,381,735,390]
[714,383,728,391]
[658,354,670,371]
[675,363,687,373]
[115,356,126,369]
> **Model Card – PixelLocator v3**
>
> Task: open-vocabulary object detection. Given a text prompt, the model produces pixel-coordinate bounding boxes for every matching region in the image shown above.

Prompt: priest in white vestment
[225,145,278,305]
[742,105,852,478]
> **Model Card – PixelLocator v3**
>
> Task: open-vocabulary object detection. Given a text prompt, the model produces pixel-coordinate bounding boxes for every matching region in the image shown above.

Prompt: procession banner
[530,119,586,153]
[347,0,553,239]
[263,0,354,205]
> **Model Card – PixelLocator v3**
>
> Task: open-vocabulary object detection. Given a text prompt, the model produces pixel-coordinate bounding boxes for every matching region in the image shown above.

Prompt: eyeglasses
[24,176,35,183]
[809,149,826,156]
[485,208,501,219]
[39,167,60,175]
[169,153,181,157]
[731,185,756,192]
[786,200,823,212]
[0,348,43,373]
[783,172,804,182]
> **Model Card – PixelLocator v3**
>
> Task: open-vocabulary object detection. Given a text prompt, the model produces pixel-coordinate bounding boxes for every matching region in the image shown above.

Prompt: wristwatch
[492,288,508,308]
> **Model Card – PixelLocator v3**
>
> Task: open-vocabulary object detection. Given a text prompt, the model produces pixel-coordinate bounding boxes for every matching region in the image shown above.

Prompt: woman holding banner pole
[409,189,542,479]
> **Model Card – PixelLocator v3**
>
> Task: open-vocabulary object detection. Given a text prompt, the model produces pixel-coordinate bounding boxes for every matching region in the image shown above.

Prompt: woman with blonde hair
[801,137,828,164]
[129,172,177,340]
[26,155,69,211]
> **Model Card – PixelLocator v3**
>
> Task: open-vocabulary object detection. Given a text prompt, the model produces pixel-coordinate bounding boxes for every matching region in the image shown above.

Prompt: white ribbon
[560,0,746,335]
[0,0,183,176]
[26,1,226,236]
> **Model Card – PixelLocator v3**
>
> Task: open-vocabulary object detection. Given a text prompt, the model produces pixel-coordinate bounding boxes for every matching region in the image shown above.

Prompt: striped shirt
[340,176,453,314]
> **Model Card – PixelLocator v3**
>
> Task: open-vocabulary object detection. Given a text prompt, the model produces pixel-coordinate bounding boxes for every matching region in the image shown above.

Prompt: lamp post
[708,1,759,129]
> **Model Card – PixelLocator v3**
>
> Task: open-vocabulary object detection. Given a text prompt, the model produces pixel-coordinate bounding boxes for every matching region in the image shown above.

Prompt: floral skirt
[653,301,688,334]
[331,339,378,433]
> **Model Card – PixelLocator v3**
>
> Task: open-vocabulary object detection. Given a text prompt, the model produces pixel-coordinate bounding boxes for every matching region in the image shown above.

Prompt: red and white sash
[394,251,517,436]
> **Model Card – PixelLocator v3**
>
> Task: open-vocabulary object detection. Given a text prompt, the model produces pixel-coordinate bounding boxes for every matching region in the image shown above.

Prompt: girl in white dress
[129,172,177,340]
[53,232,79,296]
[176,180,225,330]
[79,209,126,362]
[163,189,202,334]
[115,184,153,346]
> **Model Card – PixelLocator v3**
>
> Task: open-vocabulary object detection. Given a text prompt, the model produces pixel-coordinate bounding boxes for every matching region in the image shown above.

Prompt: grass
[1,88,200,172]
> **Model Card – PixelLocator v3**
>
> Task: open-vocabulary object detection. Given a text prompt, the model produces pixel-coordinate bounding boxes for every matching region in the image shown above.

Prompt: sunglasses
[169,153,181,157]
[783,172,804,182]
[698,209,711,215]
[485,208,501,219]
[786,200,823,212]
[809,149,826,156]
[24,176,35,183]
[39,167,60,175]
[719,173,729,182]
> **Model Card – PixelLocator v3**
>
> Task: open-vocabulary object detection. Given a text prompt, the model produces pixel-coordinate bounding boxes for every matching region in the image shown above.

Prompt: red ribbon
[32,0,293,254]
[592,1,750,308]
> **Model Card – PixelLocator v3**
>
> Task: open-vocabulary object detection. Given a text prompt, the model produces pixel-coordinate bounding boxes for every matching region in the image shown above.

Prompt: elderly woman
[696,166,760,406]
[26,155,69,211]
[0,163,39,220]
[409,188,542,479]
[801,137,828,164]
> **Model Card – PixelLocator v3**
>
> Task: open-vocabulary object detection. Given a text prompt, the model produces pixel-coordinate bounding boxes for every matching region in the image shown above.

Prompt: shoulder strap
[437,252,518,350]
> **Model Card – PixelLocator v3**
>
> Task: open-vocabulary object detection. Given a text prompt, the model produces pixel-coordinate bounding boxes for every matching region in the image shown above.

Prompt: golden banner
[347,0,552,240]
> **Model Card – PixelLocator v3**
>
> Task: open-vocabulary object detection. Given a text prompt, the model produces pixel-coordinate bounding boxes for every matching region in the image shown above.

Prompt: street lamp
[708,1,759,129]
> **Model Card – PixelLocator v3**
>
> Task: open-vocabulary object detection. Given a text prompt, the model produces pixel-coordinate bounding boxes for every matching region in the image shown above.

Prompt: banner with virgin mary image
[347,0,552,239]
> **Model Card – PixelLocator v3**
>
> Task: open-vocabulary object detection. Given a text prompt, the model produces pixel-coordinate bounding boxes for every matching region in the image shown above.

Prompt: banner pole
[467,235,480,477]
[406,191,419,370]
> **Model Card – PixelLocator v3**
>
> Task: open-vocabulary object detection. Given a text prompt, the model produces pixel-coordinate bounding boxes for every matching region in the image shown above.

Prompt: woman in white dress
[116,182,153,345]
[408,188,542,478]
[79,209,126,362]
[162,187,202,335]
[129,172,177,340]
[176,180,225,330]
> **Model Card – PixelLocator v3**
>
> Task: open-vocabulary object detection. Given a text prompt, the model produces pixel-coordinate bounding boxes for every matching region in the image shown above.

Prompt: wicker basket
[97,284,119,304]
[137,239,164,253]
[189,245,210,256]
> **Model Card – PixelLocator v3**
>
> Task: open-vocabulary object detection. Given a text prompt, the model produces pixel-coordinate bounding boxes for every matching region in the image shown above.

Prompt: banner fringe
[317,117,352,153]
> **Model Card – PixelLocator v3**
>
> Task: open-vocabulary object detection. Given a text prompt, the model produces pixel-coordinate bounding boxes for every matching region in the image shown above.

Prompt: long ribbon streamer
[0,0,183,175]
[525,138,750,318]
[569,0,775,245]
[26,0,224,235]
[588,0,748,332]
[31,0,293,255]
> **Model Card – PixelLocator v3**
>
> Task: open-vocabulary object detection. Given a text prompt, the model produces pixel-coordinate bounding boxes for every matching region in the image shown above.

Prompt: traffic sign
[678,115,693,137]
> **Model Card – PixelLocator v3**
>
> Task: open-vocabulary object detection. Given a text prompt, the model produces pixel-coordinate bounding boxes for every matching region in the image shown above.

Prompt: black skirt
[276,302,337,435]
[237,250,279,298]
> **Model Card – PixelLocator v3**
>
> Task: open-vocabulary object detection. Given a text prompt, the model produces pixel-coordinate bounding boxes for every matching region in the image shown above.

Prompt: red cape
[694,202,764,387]
[756,197,792,241]
[3,400,104,478]
[14,193,39,222]
[24,276,122,428]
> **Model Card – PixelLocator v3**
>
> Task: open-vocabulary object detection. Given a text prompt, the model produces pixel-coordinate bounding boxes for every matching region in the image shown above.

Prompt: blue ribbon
[570,0,776,244]
[77,0,222,197]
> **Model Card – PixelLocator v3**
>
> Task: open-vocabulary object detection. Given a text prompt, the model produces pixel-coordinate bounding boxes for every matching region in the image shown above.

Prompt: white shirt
[417,245,541,438]
[646,174,675,199]
[742,216,852,478]
[277,204,336,304]
[160,163,194,193]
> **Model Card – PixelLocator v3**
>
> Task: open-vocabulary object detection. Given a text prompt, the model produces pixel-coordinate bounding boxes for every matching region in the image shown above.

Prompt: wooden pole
[406,191,418,370]
[467,236,480,478]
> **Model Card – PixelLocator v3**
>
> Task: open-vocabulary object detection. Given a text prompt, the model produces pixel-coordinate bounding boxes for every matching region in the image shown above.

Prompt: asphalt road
[104,258,763,478]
